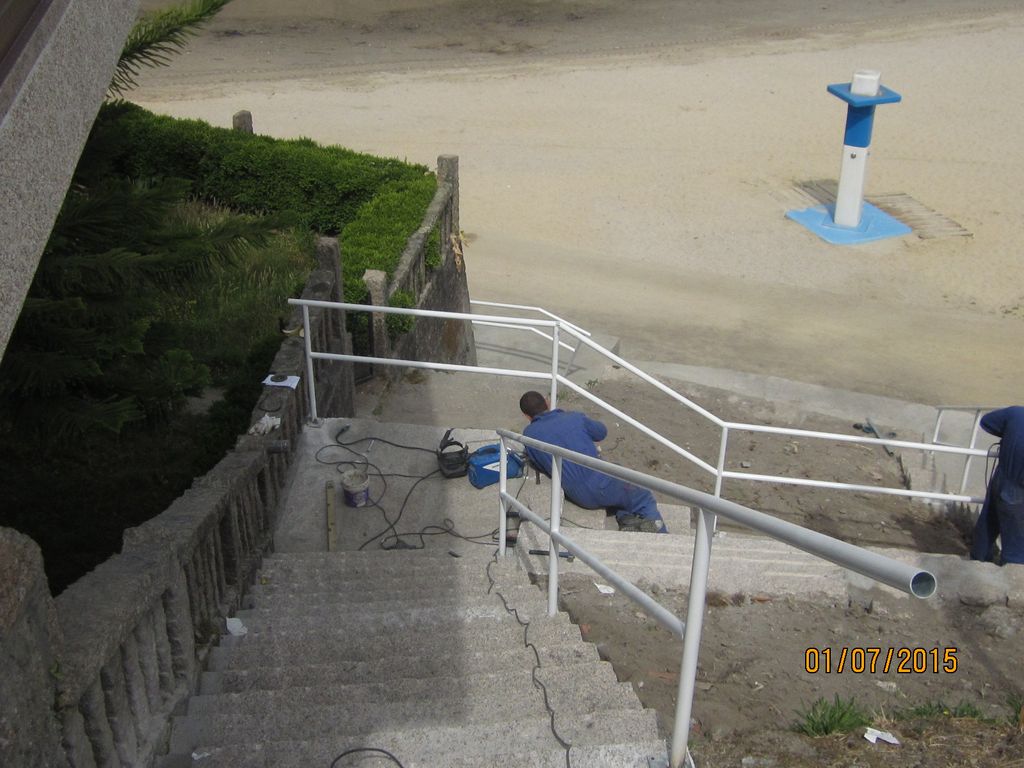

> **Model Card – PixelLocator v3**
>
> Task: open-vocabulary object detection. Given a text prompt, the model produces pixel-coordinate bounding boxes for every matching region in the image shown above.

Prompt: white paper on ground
[594,583,615,595]
[864,727,900,745]
[225,617,248,636]
[262,374,300,389]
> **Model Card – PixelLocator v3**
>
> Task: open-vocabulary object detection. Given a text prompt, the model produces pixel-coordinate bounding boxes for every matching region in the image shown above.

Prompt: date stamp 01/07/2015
[804,647,959,675]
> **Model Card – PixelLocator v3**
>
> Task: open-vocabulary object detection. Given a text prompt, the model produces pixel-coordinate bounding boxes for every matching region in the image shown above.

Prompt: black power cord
[329,746,405,767]
[316,426,546,551]
[485,555,573,768]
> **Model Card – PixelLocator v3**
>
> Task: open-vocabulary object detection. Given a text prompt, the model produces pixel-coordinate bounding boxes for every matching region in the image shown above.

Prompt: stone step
[246,563,532,598]
[206,617,586,670]
[230,597,555,635]
[237,582,548,618]
[160,711,661,768]
[169,676,643,751]
[258,550,518,574]
[516,521,846,597]
[199,643,600,695]
[244,580,544,609]
[188,663,631,719]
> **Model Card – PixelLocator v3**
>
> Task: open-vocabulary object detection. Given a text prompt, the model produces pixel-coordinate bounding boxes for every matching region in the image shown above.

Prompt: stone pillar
[317,237,355,415]
[232,110,253,134]
[362,269,391,361]
[437,155,459,233]
[0,528,66,768]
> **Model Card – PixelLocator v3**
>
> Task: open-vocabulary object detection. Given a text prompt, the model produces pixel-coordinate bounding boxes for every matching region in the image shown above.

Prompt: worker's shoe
[617,514,667,534]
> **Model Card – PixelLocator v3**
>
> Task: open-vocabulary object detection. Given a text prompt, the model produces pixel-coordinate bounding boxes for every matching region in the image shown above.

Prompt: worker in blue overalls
[971,405,1024,565]
[519,390,667,533]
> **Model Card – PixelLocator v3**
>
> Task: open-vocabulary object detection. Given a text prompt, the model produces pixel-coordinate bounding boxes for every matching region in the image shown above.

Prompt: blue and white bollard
[787,70,911,245]
[829,70,900,227]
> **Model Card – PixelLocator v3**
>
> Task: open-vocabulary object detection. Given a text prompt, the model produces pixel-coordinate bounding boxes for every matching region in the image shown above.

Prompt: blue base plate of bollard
[786,201,912,245]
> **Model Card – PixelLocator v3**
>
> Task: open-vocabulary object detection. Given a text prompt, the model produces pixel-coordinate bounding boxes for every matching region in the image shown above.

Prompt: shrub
[340,176,438,304]
[793,695,872,736]
[86,102,430,234]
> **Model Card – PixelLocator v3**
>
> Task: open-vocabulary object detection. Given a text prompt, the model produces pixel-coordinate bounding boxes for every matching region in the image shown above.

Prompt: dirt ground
[560,373,970,554]
[560,573,1024,767]
[545,375,1024,766]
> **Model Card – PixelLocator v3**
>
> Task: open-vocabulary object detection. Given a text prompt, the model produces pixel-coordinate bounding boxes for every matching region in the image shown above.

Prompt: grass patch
[893,700,989,722]
[793,695,872,736]
[1006,692,1024,729]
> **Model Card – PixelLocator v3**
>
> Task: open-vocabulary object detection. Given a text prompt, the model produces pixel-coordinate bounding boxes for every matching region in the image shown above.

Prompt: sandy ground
[131,0,1024,408]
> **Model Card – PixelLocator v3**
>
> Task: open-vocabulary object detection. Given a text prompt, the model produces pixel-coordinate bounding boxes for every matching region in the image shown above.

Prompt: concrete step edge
[188,663,625,715]
[161,711,661,767]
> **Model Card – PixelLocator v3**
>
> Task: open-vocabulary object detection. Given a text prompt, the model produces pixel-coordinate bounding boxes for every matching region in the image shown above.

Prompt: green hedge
[88,102,433,235]
[340,176,439,304]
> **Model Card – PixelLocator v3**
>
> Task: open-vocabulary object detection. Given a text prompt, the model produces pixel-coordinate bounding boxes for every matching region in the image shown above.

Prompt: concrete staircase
[158,548,666,767]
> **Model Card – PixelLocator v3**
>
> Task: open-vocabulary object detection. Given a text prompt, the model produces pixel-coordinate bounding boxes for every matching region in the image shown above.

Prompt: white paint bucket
[340,469,370,507]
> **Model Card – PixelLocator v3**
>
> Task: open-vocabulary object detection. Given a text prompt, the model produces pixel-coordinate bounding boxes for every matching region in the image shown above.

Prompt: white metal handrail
[495,428,935,768]
[470,299,591,338]
[932,405,1002,495]
[470,300,587,374]
[289,297,993,507]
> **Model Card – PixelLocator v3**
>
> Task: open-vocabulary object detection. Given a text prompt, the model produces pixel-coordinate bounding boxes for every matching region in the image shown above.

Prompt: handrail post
[548,455,563,616]
[931,409,945,444]
[301,305,318,422]
[959,409,985,495]
[498,437,509,557]
[563,338,581,377]
[549,324,560,409]
[671,507,716,768]
[714,426,728,498]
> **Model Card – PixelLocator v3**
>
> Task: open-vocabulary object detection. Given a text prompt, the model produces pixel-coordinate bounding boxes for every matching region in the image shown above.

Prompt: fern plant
[109,0,232,98]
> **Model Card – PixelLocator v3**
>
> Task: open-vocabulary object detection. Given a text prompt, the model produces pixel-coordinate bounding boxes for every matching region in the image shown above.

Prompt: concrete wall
[0,0,140,361]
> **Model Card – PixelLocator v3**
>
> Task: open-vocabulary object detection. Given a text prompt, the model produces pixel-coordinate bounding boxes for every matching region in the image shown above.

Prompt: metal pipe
[499,429,936,598]
[719,469,982,504]
[289,298,558,328]
[301,305,318,422]
[671,507,716,768]
[469,299,592,337]
[559,377,719,475]
[306,350,553,381]
[549,325,560,409]
[723,421,989,458]
[563,329,725,426]
[503,494,685,638]
[470,320,576,352]
[548,456,563,617]
[714,426,729,498]
[959,410,985,495]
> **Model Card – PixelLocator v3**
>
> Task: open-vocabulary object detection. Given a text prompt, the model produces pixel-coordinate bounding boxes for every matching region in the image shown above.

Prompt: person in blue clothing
[519,390,667,533]
[971,405,1024,565]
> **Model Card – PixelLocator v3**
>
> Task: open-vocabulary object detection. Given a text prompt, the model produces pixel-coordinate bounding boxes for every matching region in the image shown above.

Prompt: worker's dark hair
[519,390,548,418]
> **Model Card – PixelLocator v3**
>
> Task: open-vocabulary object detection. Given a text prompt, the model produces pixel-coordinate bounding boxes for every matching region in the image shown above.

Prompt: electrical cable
[485,556,572,768]
[318,425,540,551]
[329,746,405,767]
[255,389,286,413]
